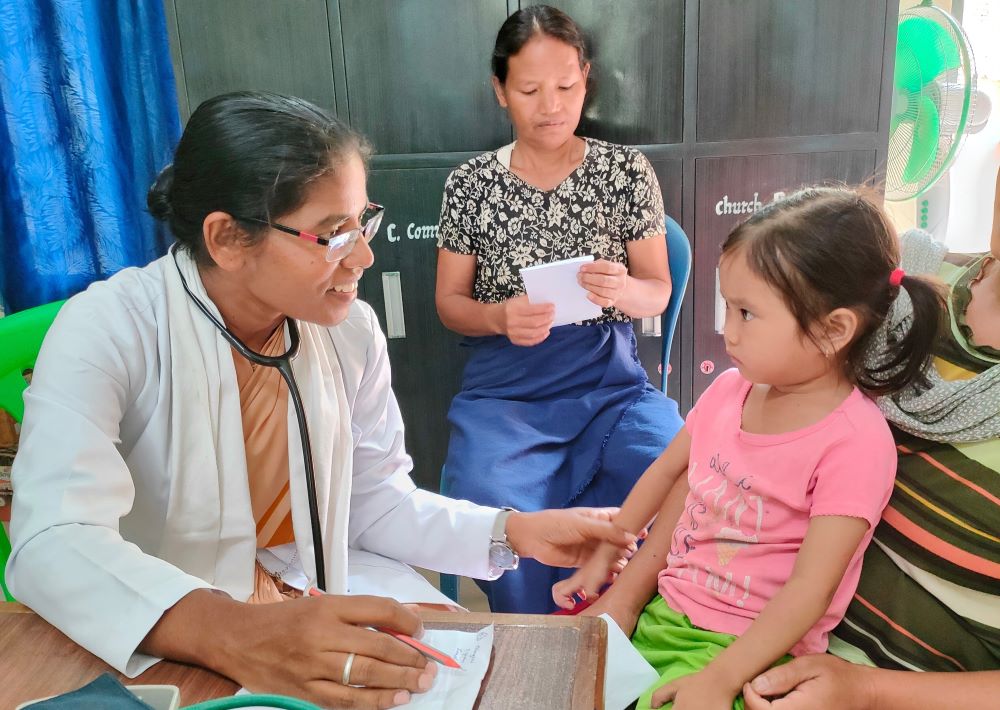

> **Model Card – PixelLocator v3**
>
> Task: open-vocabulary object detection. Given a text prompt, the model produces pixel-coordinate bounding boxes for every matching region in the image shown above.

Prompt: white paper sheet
[235,626,494,710]
[520,255,603,326]
[346,549,460,607]
[257,545,460,607]
[401,625,494,708]
[600,613,660,710]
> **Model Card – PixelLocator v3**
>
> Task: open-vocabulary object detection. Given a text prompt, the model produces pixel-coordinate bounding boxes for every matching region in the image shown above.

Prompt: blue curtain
[0,1,180,313]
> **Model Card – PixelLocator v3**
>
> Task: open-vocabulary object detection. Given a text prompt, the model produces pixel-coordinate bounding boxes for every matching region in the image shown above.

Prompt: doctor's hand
[223,593,436,709]
[501,294,555,346]
[578,259,629,309]
[742,654,873,710]
[505,508,637,569]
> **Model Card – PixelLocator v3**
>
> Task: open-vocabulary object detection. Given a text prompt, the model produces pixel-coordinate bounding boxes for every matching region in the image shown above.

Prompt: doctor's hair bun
[147,164,175,221]
[147,91,370,267]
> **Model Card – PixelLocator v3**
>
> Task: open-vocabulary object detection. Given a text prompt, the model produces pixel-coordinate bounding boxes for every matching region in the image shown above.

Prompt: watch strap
[490,506,517,544]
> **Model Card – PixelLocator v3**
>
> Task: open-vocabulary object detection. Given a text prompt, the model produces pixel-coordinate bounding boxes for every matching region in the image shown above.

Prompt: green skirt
[631,595,791,710]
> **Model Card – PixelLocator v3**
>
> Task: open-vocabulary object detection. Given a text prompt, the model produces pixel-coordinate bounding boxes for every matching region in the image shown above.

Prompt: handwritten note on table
[235,625,493,710]
[520,255,603,327]
[402,625,494,708]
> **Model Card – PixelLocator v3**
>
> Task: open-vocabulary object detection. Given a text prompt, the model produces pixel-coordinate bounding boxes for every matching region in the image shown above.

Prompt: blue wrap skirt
[442,322,683,613]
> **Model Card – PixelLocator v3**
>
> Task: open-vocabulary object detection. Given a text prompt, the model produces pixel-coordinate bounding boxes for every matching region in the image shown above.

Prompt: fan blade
[902,95,940,184]
[894,31,924,93]
[896,16,961,91]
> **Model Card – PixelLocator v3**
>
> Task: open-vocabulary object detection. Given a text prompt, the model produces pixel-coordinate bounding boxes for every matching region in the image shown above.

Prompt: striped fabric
[833,254,1000,671]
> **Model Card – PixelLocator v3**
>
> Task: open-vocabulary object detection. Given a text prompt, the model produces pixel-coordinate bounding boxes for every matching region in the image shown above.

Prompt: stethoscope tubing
[172,251,327,591]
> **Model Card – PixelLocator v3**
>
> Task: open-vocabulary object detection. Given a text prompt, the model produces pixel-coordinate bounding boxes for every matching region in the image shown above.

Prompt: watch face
[489,541,518,571]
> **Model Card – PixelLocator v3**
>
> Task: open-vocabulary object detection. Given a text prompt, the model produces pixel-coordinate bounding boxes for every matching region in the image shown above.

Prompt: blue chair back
[660,216,691,393]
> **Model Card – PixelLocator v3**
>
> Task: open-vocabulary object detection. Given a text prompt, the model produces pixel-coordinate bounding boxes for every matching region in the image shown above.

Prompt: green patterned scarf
[871,229,1000,443]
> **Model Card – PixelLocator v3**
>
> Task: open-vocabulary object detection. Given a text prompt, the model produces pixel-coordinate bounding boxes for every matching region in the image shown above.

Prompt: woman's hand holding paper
[578,259,629,308]
[501,294,555,346]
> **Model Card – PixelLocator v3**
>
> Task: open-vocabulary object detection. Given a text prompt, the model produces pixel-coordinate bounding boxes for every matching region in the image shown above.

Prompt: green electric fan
[886,1,978,202]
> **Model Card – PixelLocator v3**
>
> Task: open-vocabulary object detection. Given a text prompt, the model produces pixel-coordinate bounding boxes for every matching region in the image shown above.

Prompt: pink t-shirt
[657,369,896,655]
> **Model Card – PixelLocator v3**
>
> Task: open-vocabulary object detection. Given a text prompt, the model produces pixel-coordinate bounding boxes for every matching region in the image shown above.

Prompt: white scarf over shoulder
[162,247,354,597]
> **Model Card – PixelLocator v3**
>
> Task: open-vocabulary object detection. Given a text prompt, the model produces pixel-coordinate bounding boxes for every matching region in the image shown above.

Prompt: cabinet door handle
[382,271,406,339]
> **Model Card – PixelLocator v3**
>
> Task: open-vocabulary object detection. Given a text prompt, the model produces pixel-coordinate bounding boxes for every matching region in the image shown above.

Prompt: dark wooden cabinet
[170,0,341,117]
[361,167,467,491]
[646,157,685,224]
[529,0,686,145]
[164,0,899,491]
[697,1,888,141]
[691,151,877,399]
[340,0,513,155]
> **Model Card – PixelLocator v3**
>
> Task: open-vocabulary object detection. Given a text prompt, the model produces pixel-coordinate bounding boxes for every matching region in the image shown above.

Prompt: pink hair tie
[889,268,906,287]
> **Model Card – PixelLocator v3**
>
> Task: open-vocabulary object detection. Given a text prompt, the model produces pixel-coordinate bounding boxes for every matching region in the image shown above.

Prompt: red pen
[307,587,462,669]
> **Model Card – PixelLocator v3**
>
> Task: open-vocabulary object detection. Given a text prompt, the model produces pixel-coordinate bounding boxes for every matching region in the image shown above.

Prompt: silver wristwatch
[487,507,520,580]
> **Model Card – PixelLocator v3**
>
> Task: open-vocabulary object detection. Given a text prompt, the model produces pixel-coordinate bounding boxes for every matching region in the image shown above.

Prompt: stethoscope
[172,251,328,591]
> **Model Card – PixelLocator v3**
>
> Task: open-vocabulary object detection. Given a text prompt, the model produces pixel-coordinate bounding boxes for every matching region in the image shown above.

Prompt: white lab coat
[6,256,496,675]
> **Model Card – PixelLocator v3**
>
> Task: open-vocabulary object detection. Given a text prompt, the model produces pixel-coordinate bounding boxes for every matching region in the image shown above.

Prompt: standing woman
[436,6,683,614]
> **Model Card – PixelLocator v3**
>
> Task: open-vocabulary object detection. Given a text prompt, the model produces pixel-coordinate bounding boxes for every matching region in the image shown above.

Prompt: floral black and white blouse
[436,138,666,324]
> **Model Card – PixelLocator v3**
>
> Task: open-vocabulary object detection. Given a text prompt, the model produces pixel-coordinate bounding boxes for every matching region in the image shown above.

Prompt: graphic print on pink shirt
[668,451,764,610]
[657,369,897,655]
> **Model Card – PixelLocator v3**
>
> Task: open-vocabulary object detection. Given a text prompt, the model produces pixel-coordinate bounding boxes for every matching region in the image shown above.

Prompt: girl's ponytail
[724,186,948,397]
[860,271,946,396]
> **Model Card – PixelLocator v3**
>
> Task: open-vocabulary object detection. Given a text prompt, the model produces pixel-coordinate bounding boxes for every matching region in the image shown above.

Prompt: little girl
[552,187,945,710]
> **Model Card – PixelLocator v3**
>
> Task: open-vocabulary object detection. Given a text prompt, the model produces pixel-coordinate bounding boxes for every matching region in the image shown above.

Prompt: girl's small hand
[578,259,629,308]
[651,669,738,710]
[551,547,617,610]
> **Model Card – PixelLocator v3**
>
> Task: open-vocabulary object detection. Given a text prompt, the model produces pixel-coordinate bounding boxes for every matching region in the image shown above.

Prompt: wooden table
[0,603,607,709]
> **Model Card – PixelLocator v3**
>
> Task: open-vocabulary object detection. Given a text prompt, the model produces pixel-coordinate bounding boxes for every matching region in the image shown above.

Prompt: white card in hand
[600,613,660,710]
[520,255,603,327]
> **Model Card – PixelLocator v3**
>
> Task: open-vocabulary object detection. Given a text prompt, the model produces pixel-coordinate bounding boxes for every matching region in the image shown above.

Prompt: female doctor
[5,92,635,710]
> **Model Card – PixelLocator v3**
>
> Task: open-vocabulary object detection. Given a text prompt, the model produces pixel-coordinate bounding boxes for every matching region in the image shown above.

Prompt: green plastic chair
[0,299,65,602]
[0,300,65,422]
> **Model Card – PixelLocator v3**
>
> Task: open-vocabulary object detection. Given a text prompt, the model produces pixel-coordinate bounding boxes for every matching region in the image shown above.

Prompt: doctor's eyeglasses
[235,203,384,263]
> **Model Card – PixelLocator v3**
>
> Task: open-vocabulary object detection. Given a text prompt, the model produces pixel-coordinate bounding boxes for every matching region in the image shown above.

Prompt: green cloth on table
[20,673,154,709]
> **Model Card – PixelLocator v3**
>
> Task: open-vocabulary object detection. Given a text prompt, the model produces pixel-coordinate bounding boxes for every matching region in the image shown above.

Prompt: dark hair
[491,5,588,84]
[147,91,371,266]
[721,186,945,396]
